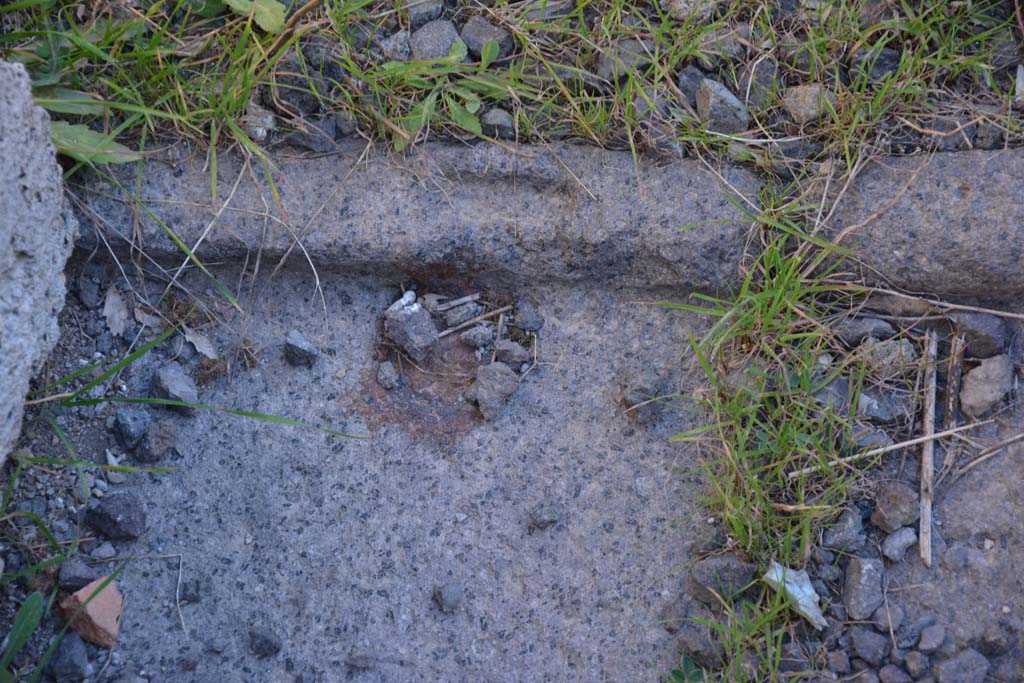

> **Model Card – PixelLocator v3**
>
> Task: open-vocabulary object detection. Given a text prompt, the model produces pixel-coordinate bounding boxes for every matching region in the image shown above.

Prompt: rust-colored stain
[352,333,484,446]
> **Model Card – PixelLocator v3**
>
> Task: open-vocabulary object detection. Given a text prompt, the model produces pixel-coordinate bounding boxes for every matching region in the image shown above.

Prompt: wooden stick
[955,431,1024,479]
[438,305,512,338]
[435,293,481,312]
[786,420,992,480]
[943,335,965,432]
[867,287,1024,321]
[919,330,938,568]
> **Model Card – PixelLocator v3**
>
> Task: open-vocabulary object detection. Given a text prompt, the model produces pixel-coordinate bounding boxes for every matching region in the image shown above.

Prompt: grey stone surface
[64,270,705,682]
[410,20,463,61]
[736,59,782,110]
[828,149,1024,297]
[376,360,400,390]
[494,339,530,368]
[662,0,714,22]
[75,142,760,293]
[59,557,102,592]
[114,406,151,450]
[431,581,463,613]
[851,47,900,83]
[674,620,724,669]
[481,107,515,138]
[384,296,439,363]
[458,324,494,348]
[405,0,442,30]
[381,29,411,61]
[0,60,76,467]
[782,83,836,123]
[249,627,283,658]
[676,64,705,108]
[137,418,178,463]
[844,557,884,620]
[696,78,749,134]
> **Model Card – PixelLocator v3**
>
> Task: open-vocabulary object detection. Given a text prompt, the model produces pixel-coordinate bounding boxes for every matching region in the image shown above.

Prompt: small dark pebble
[432,582,463,614]
[249,627,283,658]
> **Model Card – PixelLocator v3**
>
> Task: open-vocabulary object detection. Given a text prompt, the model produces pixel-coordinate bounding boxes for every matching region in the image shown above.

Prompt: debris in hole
[494,339,530,368]
[284,329,320,368]
[459,323,494,348]
[959,354,1013,417]
[384,291,439,363]
[444,301,483,328]
[467,362,519,420]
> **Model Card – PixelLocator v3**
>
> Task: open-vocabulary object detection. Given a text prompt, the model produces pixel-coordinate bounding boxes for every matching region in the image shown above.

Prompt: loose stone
[284,330,320,368]
[151,364,199,415]
[843,557,884,620]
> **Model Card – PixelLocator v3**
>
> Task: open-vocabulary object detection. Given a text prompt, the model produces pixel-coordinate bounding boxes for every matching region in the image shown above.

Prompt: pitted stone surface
[0,60,76,465]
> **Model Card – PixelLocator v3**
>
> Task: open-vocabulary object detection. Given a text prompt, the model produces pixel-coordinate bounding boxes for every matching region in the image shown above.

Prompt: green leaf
[479,39,499,70]
[50,121,140,164]
[185,0,228,17]
[33,87,105,115]
[394,89,439,151]
[447,38,468,62]
[452,86,481,113]
[0,593,45,671]
[224,0,286,33]
[445,93,481,135]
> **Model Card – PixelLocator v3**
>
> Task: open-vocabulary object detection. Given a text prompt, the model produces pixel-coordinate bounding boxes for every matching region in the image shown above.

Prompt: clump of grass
[2,0,1018,166]
[663,188,890,680]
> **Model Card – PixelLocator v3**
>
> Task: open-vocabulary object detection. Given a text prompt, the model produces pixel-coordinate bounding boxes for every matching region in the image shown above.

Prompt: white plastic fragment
[762,561,828,630]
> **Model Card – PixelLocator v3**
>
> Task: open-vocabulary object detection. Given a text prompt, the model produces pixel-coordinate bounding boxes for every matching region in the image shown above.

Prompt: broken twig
[919,330,937,568]
[434,293,481,312]
[439,305,512,338]
[786,420,992,480]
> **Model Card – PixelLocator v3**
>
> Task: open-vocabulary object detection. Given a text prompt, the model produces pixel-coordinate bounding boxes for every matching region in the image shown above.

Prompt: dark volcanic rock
[59,557,101,592]
[47,632,89,682]
[851,626,891,667]
[249,627,282,658]
[844,557,884,620]
[114,406,150,450]
[934,648,988,683]
[871,481,919,533]
[696,78,749,134]
[284,330,320,368]
[950,312,1008,358]
[822,507,866,552]
[85,493,146,540]
[468,362,518,420]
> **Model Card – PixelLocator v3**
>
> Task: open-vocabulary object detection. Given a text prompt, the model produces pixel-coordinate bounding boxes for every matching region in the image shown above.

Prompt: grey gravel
[844,557,884,620]
[836,317,896,346]
[136,418,178,463]
[85,492,146,540]
[59,557,102,591]
[47,632,90,682]
[376,360,401,390]
[432,582,463,613]
[858,387,914,425]
[674,620,724,669]
[92,541,117,560]
[686,554,755,606]
[405,0,442,30]
[284,330,319,368]
[851,625,891,667]
[494,339,530,368]
[851,47,901,83]
[468,362,519,420]
[871,480,919,533]
[822,507,866,552]
[676,64,705,108]
[696,78,749,134]
[934,647,988,683]
[960,354,1013,417]
[860,337,918,379]
[661,0,714,23]
[249,627,282,658]
[514,298,545,332]
[917,623,945,652]
[444,301,483,328]
[481,108,515,138]
[596,38,653,82]
[904,650,928,678]
[950,312,1009,358]
[878,664,912,683]
[458,324,495,348]
[736,59,781,110]
[151,363,199,415]
[872,603,905,633]
[460,15,512,59]
[410,20,463,61]
[114,406,150,450]
[881,526,917,562]
[381,29,411,61]
[781,83,836,123]
[384,296,439,363]
[285,117,336,154]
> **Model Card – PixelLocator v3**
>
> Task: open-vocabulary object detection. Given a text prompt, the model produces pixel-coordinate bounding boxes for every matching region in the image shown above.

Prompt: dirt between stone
[14,263,716,683]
